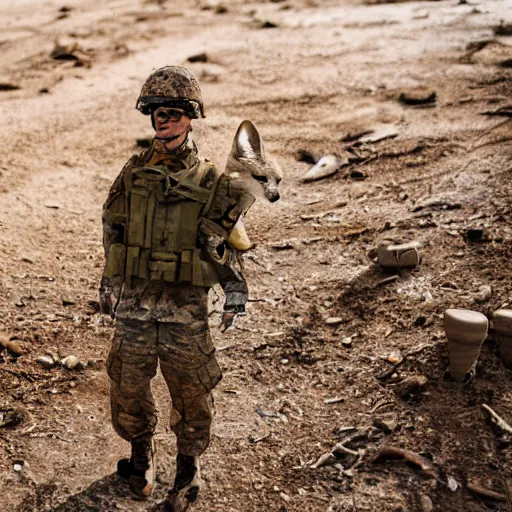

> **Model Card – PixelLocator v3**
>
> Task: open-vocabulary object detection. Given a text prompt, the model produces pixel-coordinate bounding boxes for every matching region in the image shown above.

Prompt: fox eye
[252,174,268,183]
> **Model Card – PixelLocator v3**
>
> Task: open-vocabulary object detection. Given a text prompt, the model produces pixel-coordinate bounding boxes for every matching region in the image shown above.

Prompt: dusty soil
[0,0,511,510]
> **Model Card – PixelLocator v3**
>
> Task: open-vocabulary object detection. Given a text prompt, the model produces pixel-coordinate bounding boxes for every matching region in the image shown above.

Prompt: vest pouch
[149,260,177,282]
[179,249,193,282]
[127,188,149,248]
[191,249,219,288]
[125,246,140,280]
[104,243,126,279]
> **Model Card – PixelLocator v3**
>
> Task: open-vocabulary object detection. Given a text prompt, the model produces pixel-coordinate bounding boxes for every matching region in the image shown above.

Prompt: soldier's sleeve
[199,163,249,309]
[101,155,137,287]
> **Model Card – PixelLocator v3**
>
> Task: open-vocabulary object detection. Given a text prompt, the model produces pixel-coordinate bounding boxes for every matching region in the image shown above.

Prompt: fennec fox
[203,120,282,251]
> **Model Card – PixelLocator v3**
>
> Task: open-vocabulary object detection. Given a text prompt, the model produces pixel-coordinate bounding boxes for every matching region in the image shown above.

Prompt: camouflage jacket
[101,137,248,322]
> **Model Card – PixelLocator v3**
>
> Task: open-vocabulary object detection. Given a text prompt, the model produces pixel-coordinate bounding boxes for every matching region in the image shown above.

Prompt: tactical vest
[113,160,219,288]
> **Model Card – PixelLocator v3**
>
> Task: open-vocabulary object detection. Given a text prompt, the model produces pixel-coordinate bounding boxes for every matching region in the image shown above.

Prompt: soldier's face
[153,107,191,139]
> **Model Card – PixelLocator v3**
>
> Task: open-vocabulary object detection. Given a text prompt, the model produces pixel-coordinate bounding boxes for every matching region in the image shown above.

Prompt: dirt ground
[0,0,511,510]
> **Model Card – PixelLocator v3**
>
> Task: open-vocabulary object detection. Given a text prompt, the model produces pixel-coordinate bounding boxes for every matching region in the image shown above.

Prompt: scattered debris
[467,481,507,501]
[62,355,80,370]
[372,417,397,434]
[419,495,434,512]
[447,476,460,492]
[0,83,21,91]
[324,397,344,405]
[494,21,512,36]
[340,129,374,143]
[399,89,437,107]
[0,334,24,356]
[395,375,428,397]
[355,125,399,145]
[259,20,279,28]
[474,284,492,303]
[412,198,461,212]
[463,227,486,243]
[295,149,318,164]
[481,105,512,118]
[50,41,91,67]
[36,354,57,369]
[372,241,421,270]
[372,446,436,478]
[302,155,342,183]
[187,52,208,63]
[325,317,344,326]
[0,408,24,428]
[481,403,512,435]
[269,237,324,249]
[377,275,399,286]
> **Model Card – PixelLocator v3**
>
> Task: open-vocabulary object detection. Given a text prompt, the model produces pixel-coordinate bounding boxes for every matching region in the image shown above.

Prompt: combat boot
[117,435,156,500]
[164,455,201,511]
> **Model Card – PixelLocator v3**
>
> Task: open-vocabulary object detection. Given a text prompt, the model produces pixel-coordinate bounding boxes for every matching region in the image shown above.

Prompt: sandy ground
[0,0,511,510]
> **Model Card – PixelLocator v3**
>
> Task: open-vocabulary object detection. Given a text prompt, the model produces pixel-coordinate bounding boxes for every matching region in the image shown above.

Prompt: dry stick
[481,404,512,435]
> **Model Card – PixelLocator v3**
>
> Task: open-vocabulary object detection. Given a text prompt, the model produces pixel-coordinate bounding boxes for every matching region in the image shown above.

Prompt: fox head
[226,120,282,203]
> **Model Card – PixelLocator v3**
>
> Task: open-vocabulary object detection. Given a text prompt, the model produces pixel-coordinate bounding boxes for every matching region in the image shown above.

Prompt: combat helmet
[136,66,205,119]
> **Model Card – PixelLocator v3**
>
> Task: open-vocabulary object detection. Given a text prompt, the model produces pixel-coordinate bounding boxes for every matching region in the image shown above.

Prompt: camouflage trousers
[106,293,222,457]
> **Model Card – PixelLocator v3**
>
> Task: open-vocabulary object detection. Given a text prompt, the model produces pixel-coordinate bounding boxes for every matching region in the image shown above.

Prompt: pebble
[13,464,23,472]
[420,495,433,512]
[325,317,344,326]
[36,355,56,369]
[62,355,79,370]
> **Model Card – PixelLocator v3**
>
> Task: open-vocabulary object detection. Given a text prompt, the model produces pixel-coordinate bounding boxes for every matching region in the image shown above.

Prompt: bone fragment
[481,404,512,435]
[302,155,339,183]
[444,309,488,382]
[373,446,436,478]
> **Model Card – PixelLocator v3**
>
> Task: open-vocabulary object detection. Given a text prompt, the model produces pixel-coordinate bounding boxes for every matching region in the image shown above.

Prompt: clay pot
[444,309,488,382]
[493,309,512,369]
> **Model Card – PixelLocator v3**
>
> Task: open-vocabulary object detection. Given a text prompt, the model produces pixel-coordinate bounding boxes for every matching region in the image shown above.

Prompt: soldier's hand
[220,308,247,333]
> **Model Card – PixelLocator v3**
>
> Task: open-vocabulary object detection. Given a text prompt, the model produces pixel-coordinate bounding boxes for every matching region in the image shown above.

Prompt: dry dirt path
[0,0,511,511]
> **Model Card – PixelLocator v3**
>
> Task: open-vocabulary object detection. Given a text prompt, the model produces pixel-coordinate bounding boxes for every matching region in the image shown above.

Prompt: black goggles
[152,107,187,123]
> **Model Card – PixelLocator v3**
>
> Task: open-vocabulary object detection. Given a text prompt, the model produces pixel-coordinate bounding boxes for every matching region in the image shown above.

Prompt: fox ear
[232,120,263,160]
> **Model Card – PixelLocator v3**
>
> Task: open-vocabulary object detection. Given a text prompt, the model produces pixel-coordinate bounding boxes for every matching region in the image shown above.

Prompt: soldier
[99,66,259,511]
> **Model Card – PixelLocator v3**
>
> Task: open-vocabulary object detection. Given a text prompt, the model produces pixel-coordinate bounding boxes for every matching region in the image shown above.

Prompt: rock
[373,417,397,434]
[0,334,24,356]
[341,337,353,347]
[447,476,459,492]
[387,351,403,364]
[13,464,23,472]
[494,21,512,36]
[62,355,80,370]
[259,20,279,28]
[475,285,492,303]
[350,170,367,180]
[399,89,437,106]
[302,155,340,183]
[325,317,344,326]
[396,375,428,397]
[215,5,228,13]
[36,355,56,369]
[61,297,75,306]
[419,495,433,512]
[50,41,91,67]
[356,124,399,144]
[187,52,208,63]
[463,227,486,243]
[0,83,21,91]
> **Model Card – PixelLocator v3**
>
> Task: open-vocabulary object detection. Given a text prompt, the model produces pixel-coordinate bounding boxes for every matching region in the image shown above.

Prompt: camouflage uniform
[102,137,247,457]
